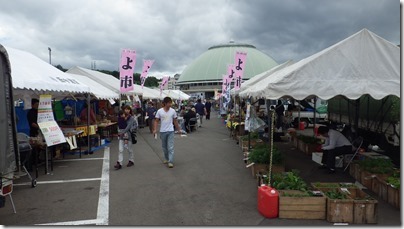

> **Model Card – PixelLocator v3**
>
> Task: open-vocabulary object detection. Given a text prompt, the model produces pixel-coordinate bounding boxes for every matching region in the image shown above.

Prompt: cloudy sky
[0,0,400,78]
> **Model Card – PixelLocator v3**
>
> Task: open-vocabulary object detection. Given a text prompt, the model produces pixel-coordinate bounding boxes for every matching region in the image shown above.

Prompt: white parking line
[96,146,110,225]
[54,158,104,162]
[37,219,102,225]
[34,146,110,226]
[13,178,101,186]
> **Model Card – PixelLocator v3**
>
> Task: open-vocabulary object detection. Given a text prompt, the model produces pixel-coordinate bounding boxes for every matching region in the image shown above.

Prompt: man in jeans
[194,99,206,127]
[153,97,182,168]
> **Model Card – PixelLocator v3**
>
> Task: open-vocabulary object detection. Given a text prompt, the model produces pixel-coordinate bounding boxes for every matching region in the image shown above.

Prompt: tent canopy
[233,60,293,95]
[67,66,165,99]
[163,90,190,100]
[66,73,119,100]
[3,46,90,99]
[240,29,400,100]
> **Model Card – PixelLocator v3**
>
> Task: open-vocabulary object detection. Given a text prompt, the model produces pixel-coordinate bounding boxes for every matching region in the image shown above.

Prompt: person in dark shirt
[146,102,157,133]
[194,99,206,127]
[205,99,212,120]
[80,103,97,125]
[184,108,197,133]
[27,98,39,137]
[275,100,285,130]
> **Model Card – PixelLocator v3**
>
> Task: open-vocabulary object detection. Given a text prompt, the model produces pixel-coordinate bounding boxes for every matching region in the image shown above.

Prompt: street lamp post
[48,47,51,65]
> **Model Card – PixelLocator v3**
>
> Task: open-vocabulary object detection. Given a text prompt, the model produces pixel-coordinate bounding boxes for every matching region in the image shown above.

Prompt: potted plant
[386,170,400,209]
[240,132,263,151]
[324,189,354,223]
[358,158,395,190]
[272,170,326,220]
[295,134,322,155]
[248,144,284,177]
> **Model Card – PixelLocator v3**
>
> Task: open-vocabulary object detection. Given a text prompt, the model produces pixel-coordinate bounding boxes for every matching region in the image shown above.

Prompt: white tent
[163,90,190,100]
[240,29,400,100]
[232,60,293,95]
[66,73,119,100]
[67,66,165,99]
[3,46,90,99]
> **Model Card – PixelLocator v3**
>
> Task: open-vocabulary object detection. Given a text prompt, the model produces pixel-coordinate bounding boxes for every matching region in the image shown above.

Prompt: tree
[55,64,67,72]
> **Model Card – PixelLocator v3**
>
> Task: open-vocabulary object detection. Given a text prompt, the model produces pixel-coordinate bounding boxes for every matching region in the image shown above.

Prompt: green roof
[178,42,278,84]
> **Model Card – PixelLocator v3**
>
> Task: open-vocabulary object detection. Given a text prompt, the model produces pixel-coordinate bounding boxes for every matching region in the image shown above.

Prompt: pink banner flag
[227,64,235,82]
[234,51,247,91]
[160,76,170,96]
[221,74,229,95]
[119,49,136,93]
[140,59,155,88]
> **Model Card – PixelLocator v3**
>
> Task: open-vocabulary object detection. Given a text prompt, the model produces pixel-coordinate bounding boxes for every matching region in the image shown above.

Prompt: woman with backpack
[114,105,137,170]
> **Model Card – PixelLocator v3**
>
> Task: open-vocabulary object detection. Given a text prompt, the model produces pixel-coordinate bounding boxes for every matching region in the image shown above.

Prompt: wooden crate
[360,170,373,189]
[326,198,354,223]
[371,176,388,201]
[349,189,378,224]
[311,182,359,196]
[349,163,361,181]
[387,184,400,209]
[251,164,268,177]
[278,190,326,220]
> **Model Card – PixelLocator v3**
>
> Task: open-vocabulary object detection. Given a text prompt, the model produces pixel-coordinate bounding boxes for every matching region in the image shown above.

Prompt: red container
[299,121,305,130]
[257,185,279,218]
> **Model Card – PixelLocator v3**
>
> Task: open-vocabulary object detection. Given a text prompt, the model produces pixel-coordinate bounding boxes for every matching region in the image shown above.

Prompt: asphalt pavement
[0,111,401,226]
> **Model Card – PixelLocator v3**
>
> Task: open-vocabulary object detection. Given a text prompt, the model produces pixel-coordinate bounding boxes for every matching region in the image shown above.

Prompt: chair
[188,118,198,132]
[16,133,37,187]
[340,136,364,172]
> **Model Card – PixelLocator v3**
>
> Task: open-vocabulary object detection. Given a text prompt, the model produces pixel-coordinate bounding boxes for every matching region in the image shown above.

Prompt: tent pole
[313,97,317,137]
[354,98,360,139]
[87,93,91,154]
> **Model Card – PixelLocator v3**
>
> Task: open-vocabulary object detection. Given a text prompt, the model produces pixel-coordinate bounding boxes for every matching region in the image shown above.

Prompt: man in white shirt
[318,126,352,173]
[153,97,182,168]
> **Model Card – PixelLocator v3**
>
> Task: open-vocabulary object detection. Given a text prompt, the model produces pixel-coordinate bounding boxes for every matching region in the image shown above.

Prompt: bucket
[299,121,305,130]
[314,124,319,136]
[257,185,279,218]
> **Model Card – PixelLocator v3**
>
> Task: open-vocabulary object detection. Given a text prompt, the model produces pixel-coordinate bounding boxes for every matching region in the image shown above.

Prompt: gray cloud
[0,0,399,77]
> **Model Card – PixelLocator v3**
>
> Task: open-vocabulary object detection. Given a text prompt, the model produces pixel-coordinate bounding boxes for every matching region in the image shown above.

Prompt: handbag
[130,131,137,144]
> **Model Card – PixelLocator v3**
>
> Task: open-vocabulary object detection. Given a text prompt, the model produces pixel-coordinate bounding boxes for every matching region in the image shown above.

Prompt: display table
[97,122,117,144]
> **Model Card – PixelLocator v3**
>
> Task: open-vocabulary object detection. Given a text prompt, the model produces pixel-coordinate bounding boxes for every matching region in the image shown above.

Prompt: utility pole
[48,47,52,65]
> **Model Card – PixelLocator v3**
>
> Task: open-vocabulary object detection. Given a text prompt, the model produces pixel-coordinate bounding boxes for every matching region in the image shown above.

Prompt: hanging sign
[37,94,55,123]
[37,94,66,146]
[160,76,170,97]
[140,59,154,88]
[234,51,247,91]
[119,49,136,93]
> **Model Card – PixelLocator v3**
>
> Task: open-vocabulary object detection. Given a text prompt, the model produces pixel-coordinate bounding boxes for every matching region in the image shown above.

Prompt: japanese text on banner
[160,76,170,96]
[37,94,54,123]
[234,52,247,91]
[227,64,235,82]
[119,49,136,93]
[140,59,155,88]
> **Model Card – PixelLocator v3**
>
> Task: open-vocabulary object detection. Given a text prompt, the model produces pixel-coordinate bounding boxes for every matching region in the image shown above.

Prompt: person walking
[194,99,206,127]
[114,106,136,169]
[146,102,157,133]
[153,97,182,168]
[205,99,212,120]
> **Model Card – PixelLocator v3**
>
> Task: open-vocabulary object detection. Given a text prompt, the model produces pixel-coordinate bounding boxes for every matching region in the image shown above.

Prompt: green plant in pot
[358,158,395,175]
[271,170,308,192]
[249,144,283,165]
[240,131,259,141]
[387,170,400,189]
